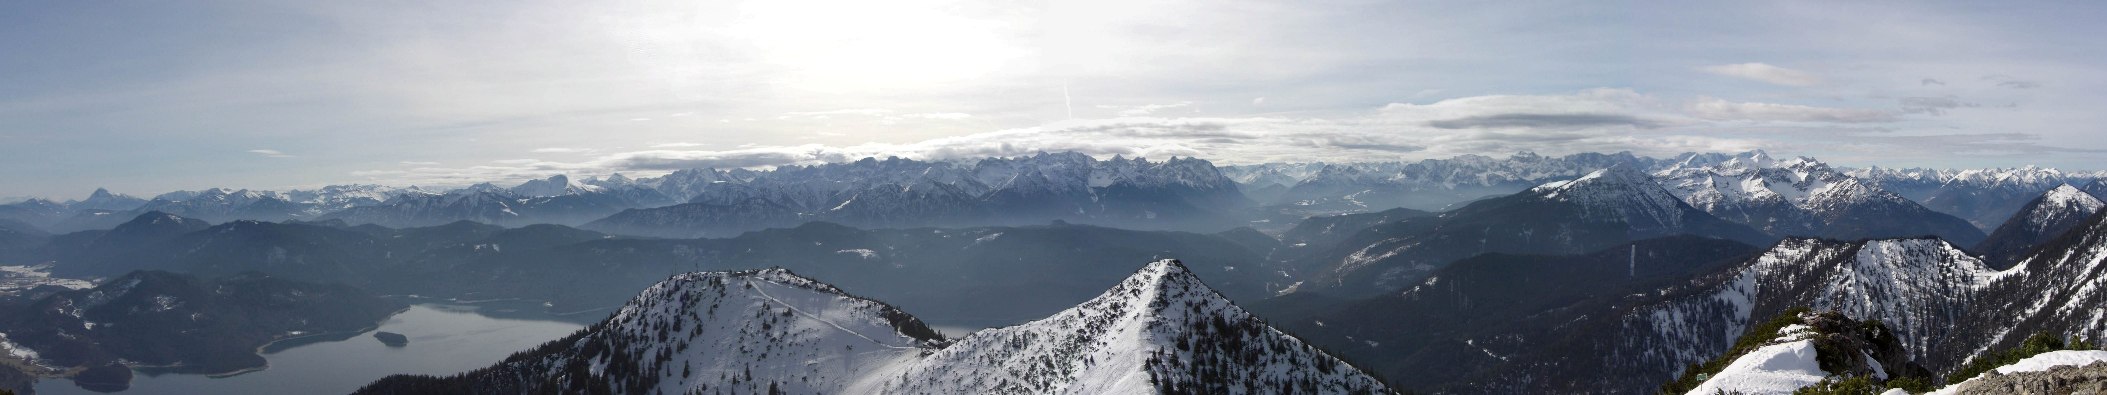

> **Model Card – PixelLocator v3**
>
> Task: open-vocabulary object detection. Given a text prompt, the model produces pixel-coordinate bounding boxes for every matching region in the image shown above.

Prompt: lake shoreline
[33,303,586,395]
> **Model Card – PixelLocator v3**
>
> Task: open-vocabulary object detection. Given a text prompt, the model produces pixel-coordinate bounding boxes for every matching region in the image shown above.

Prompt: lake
[34,304,585,395]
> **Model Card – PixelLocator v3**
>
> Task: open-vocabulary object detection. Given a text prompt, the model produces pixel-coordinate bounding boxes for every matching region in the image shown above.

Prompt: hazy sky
[4,1,2105,198]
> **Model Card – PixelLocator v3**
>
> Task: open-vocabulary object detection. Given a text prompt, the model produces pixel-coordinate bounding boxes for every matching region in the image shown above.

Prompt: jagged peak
[1102,259,1211,303]
[1532,163,1668,199]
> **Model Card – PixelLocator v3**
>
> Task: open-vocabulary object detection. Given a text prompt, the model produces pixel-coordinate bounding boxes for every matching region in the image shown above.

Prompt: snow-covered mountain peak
[1527,165,1689,226]
[499,267,950,394]
[1948,166,2068,188]
[1725,151,1781,170]
[2041,184,2104,212]
[882,259,1392,394]
[1995,183,2107,240]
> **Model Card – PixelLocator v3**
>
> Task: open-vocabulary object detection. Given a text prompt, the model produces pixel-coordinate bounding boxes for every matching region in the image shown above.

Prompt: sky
[3,0,2105,198]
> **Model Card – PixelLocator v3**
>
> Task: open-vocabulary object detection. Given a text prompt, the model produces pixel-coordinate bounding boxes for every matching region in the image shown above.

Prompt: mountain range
[2,151,2097,244]
[9,150,2107,394]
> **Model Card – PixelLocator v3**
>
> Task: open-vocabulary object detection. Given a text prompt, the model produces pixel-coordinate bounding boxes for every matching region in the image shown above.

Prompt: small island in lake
[373,331,409,347]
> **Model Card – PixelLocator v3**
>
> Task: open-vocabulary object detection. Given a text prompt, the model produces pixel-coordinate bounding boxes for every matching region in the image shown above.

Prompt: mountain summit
[1977,184,2107,267]
[885,260,1390,394]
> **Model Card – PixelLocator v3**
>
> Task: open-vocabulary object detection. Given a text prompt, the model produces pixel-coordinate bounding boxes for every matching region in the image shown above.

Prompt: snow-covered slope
[357,268,949,394]
[1617,238,2013,382]
[1528,164,1691,228]
[883,260,1389,394]
[1685,332,1829,395]
[1977,184,2106,266]
[1672,311,1930,395]
[1964,211,2107,361]
[357,260,1391,394]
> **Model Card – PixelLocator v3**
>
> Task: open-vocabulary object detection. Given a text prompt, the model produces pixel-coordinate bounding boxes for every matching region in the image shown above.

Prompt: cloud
[651,142,705,148]
[1700,63,1822,86]
[597,147,852,170]
[1686,97,1897,123]
[399,161,441,165]
[531,147,594,153]
[336,87,2079,187]
[1426,113,1665,129]
[1898,96,1977,115]
[1112,102,1194,116]
[1997,80,2042,89]
[1921,78,1945,86]
[247,149,294,158]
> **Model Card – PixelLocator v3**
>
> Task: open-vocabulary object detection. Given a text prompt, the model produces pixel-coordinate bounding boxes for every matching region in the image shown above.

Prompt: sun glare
[725,0,1030,93]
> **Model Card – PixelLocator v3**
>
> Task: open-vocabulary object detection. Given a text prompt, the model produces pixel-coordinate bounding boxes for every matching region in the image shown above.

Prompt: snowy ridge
[1525,164,1686,228]
[883,260,1390,394]
[1976,184,2107,265]
[2018,184,2105,235]
[1684,337,1828,395]
[412,268,948,394]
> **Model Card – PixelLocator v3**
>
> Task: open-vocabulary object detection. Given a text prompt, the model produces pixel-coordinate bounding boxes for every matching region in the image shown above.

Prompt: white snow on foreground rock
[1686,325,1830,395]
[1925,350,2107,395]
[355,259,1392,394]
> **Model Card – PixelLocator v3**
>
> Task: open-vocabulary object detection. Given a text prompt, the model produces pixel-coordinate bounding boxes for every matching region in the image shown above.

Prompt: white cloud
[1700,63,1823,87]
[650,142,705,148]
[1685,97,1896,123]
[399,161,441,165]
[531,147,594,153]
[1114,102,1194,116]
[339,88,2093,187]
[360,89,1871,184]
[247,149,294,158]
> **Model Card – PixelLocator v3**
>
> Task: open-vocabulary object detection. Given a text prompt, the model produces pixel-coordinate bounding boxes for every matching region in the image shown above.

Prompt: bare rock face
[1954,361,2107,395]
